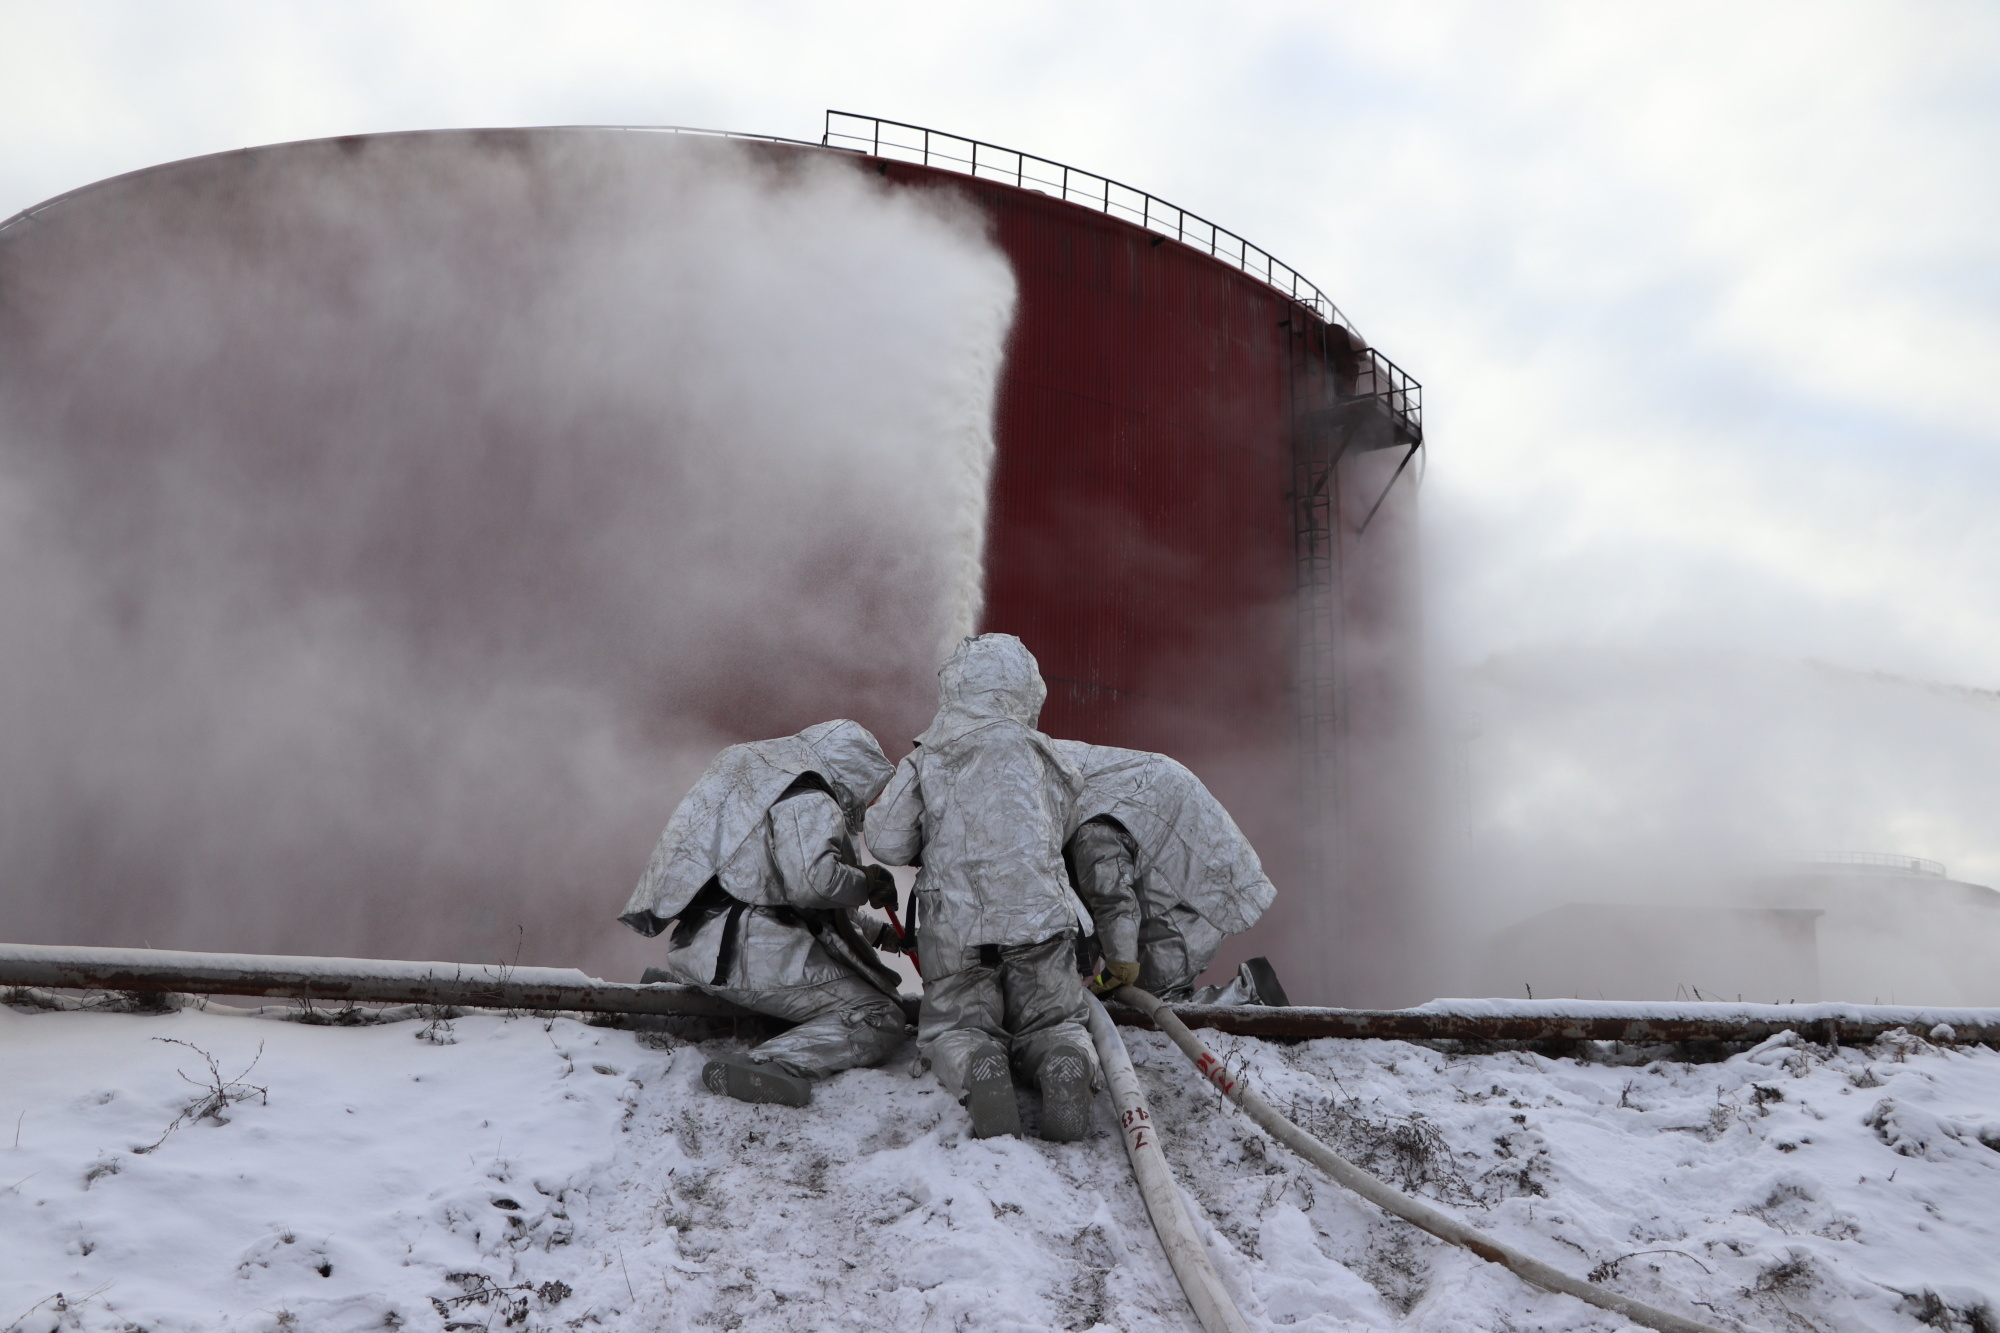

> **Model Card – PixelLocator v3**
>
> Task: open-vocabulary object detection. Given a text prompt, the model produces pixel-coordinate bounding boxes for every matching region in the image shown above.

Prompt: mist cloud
[0,130,1014,980]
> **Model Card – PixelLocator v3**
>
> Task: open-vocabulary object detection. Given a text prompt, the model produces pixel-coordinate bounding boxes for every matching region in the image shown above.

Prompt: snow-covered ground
[3,998,1996,1333]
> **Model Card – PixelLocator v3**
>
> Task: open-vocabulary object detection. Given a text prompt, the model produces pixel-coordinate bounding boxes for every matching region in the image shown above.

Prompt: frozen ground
[2,998,1997,1333]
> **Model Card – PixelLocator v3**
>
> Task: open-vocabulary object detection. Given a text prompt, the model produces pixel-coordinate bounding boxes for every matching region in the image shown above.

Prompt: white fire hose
[1085,995,1254,1333]
[1112,985,1735,1333]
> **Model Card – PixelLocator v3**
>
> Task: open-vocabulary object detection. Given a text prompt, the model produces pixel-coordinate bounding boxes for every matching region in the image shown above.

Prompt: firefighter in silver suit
[619,719,907,1106]
[864,634,1099,1142]
[1054,740,1288,1007]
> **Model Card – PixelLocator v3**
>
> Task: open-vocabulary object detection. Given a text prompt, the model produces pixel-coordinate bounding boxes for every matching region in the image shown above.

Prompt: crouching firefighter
[1053,740,1289,1007]
[865,634,1100,1142]
[617,719,909,1107]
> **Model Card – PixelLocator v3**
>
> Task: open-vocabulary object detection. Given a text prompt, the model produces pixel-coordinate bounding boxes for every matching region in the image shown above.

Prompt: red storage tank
[0,119,1424,1004]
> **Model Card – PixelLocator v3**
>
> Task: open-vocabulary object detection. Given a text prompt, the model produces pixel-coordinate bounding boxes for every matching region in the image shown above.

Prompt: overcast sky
[5,1,1998,887]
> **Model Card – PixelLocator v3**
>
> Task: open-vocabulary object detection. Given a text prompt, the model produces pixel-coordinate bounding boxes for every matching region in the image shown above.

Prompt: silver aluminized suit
[618,720,906,1080]
[863,635,1099,1099]
[1053,740,1277,1001]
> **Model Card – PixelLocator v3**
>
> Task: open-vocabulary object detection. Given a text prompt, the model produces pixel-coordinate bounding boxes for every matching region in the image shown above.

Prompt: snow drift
[3,1000,1995,1331]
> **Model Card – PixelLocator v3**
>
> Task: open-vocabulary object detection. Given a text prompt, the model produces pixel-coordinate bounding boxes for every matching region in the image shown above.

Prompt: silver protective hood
[917,633,1050,749]
[619,719,892,936]
[916,634,1080,788]
[1052,740,1277,936]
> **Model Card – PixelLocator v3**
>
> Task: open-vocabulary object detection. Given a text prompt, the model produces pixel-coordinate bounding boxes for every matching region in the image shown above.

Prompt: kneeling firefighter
[864,634,1100,1142]
[618,719,908,1107]
[1053,740,1289,1006]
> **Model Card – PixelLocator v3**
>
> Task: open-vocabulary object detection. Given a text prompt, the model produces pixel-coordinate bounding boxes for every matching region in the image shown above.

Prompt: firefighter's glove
[1090,959,1141,996]
[862,864,899,911]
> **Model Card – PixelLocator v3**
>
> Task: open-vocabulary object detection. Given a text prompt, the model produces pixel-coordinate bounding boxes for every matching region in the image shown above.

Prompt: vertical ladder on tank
[1287,316,1347,930]
[1287,318,1425,958]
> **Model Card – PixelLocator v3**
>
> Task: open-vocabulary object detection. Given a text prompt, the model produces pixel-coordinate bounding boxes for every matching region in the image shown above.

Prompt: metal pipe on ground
[0,942,929,1026]
[1102,998,2000,1048]
[1084,995,1252,1333]
[0,941,755,1019]
[1115,985,1738,1333]
[4,943,1993,1049]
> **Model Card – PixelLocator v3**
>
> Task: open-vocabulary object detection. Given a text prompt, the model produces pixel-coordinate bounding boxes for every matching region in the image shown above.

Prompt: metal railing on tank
[822,112,1423,453]
[823,111,1358,334]
[1346,347,1422,439]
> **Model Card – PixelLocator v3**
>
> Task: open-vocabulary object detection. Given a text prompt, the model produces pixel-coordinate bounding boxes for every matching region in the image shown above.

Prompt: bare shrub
[1286,1096,1480,1206]
[134,1038,268,1152]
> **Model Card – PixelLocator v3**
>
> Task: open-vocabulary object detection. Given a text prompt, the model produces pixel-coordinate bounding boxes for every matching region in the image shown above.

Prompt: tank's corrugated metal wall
[884,160,1299,737]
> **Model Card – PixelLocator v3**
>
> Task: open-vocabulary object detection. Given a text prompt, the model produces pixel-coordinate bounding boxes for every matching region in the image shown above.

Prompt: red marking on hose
[1195,1052,1236,1093]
